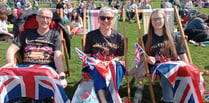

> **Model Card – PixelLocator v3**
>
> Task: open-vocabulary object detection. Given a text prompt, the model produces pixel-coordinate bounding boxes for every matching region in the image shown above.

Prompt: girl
[0,10,14,41]
[69,9,83,37]
[143,10,188,103]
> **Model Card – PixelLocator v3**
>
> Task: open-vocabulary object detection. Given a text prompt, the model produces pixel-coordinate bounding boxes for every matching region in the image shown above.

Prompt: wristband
[59,76,66,80]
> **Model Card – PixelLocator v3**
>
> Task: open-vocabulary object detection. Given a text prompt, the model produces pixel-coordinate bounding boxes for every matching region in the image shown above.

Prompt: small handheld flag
[135,43,144,67]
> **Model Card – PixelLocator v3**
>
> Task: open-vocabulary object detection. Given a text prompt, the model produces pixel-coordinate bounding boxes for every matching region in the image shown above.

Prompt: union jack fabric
[152,61,206,103]
[0,65,70,103]
[134,43,144,67]
[75,48,126,103]
[205,90,209,101]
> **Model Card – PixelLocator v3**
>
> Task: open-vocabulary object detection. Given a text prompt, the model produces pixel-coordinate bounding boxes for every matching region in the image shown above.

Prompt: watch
[59,76,66,80]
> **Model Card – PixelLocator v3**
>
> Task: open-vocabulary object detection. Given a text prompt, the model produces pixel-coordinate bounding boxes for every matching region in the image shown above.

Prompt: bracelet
[59,76,66,80]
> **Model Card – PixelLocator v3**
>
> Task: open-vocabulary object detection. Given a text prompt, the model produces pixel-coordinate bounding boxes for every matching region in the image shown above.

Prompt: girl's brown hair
[0,10,7,21]
[145,9,178,60]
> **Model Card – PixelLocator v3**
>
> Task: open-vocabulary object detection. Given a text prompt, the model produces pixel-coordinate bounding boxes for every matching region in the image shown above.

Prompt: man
[2,8,67,88]
[125,0,137,23]
[8,8,17,24]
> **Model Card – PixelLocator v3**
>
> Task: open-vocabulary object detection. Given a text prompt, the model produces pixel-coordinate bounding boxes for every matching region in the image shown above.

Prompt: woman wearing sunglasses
[84,7,125,103]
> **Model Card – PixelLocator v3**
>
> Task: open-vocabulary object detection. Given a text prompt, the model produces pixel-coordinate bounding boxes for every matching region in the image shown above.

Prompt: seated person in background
[125,0,137,23]
[76,2,84,20]
[84,7,124,103]
[0,9,14,41]
[143,10,188,103]
[184,0,193,8]
[69,9,83,37]
[2,8,67,89]
[140,0,152,9]
[90,1,96,10]
[8,8,17,24]
[161,0,173,8]
[138,0,152,21]
[96,3,104,10]
[23,0,32,10]
[114,0,120,9]
[184,13,209,46]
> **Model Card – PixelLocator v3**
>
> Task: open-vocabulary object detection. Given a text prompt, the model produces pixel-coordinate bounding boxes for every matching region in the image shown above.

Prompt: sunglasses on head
[99,16,113,21]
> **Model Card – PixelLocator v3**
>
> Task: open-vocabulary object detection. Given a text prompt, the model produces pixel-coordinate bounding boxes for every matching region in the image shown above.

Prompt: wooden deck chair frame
[81,8,131,100]
[14,8,71,77]
[135,6,207,103]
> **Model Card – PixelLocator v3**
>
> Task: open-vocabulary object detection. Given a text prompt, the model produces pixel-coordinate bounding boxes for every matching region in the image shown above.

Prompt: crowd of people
[0,0,209,102]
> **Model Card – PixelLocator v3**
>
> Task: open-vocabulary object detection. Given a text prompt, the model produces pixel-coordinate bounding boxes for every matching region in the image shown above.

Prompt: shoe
[199,42,206,47]
[189,40,199,46]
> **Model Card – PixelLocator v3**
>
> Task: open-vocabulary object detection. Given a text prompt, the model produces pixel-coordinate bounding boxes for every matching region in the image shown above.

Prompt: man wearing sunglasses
[84,7,125,103]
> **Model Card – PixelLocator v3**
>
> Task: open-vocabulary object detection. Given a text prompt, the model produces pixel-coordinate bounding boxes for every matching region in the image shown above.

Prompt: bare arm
[79,17,83,28]
[2,32,14,38]
[54,50,67,88]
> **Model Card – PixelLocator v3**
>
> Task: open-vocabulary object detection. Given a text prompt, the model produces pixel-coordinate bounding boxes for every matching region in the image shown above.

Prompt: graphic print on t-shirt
[23,39,54,64]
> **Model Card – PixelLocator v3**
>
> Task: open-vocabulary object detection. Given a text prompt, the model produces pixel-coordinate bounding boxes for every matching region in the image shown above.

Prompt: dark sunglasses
[99,16,113,21]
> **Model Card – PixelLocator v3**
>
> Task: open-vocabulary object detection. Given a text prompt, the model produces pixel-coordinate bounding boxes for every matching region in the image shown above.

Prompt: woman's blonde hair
[145,9,178,60]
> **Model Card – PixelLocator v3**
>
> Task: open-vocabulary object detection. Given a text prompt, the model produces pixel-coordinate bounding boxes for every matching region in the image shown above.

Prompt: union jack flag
[0,65,70,103]
[75,48,126,103]
[135,43,144,67]
[205,90,209,101]
[152,61,206,103]
[75,48,97,70]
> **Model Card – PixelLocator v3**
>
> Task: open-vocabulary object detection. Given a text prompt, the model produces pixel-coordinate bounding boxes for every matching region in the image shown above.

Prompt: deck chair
[13,9,71,77]
[135,6,207,103]
[81,8,132,100]
[0,9,71,103]
[141,8,174,34]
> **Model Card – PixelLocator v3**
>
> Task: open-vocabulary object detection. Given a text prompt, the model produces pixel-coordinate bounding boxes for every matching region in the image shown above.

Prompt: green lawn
[1,0,209,102]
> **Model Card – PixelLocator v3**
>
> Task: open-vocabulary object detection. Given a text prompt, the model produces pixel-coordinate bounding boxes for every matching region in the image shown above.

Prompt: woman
[143,10,188,103]
[69,9,83,37]
[84,7,124,103]
[184,13,209,46]
[0,9,14,41]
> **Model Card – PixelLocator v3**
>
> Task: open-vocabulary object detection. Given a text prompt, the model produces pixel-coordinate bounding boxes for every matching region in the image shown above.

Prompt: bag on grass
[71,79,99,103]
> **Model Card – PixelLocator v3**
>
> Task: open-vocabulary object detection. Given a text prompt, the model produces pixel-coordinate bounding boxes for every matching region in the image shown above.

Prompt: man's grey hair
[37,8,53,17]
[99,6,114,17]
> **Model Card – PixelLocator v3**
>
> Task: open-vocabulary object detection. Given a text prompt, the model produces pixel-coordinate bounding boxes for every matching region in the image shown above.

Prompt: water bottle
[133,80,144,103]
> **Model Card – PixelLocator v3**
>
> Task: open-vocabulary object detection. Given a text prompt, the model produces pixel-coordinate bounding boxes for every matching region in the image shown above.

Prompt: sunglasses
[99,16,113,21]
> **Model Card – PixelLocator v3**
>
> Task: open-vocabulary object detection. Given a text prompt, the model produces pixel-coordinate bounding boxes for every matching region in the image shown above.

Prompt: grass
[1,0,209,102]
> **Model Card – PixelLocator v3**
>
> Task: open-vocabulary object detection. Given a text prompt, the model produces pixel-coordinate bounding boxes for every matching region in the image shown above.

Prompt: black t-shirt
[143,33,186,58]
[7,15,16,24]
[84,29,124,58]
[13,29,62,67]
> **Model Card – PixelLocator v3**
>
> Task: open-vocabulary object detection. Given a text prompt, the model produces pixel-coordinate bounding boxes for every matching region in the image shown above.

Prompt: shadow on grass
[204,65,209,70]
[119,78,163,103]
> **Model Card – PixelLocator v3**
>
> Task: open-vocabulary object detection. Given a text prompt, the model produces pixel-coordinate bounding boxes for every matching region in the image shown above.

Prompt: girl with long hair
[143,10,188,103]
[69,9,83,37]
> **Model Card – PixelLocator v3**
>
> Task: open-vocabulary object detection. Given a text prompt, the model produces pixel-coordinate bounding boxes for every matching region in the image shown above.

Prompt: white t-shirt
[0,20,8,34]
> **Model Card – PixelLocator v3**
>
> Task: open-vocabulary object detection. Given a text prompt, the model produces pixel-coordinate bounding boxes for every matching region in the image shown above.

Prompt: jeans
[160,75,173,102]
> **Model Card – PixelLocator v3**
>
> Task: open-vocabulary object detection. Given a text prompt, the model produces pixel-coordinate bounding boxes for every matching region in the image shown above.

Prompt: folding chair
[81,8,132,100]
[135,6,207,103]
[13,9,71,77]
